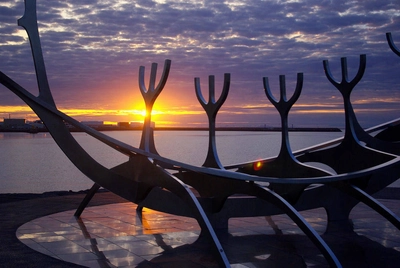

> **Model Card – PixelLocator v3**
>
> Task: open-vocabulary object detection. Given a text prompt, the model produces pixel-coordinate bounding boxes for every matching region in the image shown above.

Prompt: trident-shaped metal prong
[139,59,171,104]
[264,74,303,115]
[18,0,55,107]
[195,73,230,168]
[263,73,303,159]
[386,32,400,57]
[138,59,171,153]
[323,55,366,98]
[242,73,331,204]
[323,55,366,142]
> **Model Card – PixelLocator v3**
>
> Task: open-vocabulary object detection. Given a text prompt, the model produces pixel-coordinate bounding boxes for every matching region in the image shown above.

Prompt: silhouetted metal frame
[187,73,341,266]
[2,1,231,266]
[139,60,171,154]
[1,1,400,267]
[296,54,400,229]
[195,73,230,168]
[387,32,400,57]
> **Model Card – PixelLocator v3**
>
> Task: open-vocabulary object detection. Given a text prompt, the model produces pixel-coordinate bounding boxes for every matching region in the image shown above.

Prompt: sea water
[0,130,356,193]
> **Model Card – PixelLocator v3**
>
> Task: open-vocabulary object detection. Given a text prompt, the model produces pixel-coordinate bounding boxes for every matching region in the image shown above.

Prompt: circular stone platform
[16,199,400,267]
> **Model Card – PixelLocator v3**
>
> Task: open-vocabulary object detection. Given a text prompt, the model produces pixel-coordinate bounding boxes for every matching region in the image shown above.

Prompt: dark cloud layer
[0,0,400,128]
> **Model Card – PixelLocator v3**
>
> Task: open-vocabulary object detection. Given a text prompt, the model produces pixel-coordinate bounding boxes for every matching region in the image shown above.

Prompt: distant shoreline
[153,127,342,132]
[0,126,342,133]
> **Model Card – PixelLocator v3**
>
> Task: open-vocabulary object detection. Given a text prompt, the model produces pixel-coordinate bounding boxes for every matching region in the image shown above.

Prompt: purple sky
[1,0,400,128]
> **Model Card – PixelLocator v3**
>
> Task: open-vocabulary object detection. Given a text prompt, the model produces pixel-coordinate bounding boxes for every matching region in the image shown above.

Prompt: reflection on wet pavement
[17,200,400,267]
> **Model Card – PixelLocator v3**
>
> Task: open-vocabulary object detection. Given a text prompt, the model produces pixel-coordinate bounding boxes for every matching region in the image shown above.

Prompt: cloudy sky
[0,0,400,128]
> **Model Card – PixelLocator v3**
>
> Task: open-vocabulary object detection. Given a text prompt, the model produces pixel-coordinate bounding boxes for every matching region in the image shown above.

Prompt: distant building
[1,118,38,132]
[140,121,155,128]
[129,122,144,128]
[117,122,130,128]
[3,118,26,128]
[81,121,104,128]
[28,120,46,130]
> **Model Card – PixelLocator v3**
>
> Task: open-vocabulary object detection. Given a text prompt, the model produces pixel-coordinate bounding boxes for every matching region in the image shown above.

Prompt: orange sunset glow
[1,90,400,128]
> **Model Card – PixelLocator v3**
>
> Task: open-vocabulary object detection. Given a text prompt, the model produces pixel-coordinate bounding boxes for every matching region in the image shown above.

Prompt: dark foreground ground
[0,190,127,267]
[1,188,400,267]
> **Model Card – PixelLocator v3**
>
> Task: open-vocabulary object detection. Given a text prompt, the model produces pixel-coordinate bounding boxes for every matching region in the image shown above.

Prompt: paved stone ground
[0,190,126,267]
[2,189,400,267]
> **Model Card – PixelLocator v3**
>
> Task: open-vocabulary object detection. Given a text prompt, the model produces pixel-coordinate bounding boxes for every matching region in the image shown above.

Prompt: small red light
[253,161,263,171]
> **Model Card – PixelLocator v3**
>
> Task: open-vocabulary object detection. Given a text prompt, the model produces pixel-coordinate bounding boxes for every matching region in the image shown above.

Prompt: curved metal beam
[18,0,55,107]
[331,182,400,230]
[2,73,399,186]
[387,32,400,57]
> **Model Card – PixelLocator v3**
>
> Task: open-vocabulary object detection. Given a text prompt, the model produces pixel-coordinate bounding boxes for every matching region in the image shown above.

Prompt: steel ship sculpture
[1,1,400,267]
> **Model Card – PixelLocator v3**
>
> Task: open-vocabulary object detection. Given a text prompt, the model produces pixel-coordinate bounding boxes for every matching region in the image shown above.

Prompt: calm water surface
[0,131,345,193]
